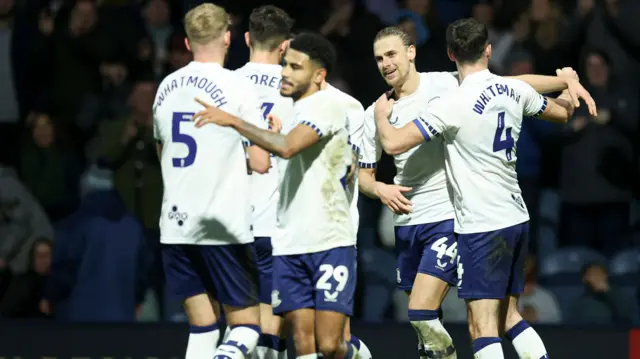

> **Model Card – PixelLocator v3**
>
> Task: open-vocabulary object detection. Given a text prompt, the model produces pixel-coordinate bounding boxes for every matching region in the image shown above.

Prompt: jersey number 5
[492,111,514,161]
[171,112,197,168]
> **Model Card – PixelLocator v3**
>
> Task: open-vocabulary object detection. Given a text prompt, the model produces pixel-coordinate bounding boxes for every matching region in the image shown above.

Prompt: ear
[485,43,492,60]
[184,38,192,52]
[244,32,251,48]
[223,30,231,49]
[314,68,327,86]
[447,48,455,62]
[280,39,290,54]
[407,44,416,63]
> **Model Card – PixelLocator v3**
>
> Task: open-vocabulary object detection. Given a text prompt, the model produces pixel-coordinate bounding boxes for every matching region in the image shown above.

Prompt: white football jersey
[325,84,365,234]
[153,62,267,245]
[273,90,355,256]
[416,69,547,233]
[360,72,458,226]
[235,62,294,238]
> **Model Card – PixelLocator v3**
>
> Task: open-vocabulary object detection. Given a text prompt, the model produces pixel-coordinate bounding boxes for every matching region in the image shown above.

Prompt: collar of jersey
[461,69,491,84]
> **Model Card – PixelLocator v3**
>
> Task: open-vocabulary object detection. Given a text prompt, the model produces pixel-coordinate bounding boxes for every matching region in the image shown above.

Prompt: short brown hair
[184,3,230,45]
[248,5,294,51]
[374,26,413,47]
[446,18,488,64]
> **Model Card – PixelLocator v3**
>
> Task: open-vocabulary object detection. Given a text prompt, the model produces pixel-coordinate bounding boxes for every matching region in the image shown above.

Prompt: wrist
[373,181,383,197]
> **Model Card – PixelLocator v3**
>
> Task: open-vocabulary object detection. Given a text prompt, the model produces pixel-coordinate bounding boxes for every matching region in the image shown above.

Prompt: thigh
[204,244,260,308]
[312,246,357,316]
[161,244,208,300]
[272,254,315,315]
[253,237,274,304]
[457,223,528,300]
[417,219,458,286]
[395,225,422,291]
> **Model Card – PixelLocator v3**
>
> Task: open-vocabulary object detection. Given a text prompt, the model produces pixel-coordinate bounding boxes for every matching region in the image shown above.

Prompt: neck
[249,49,281,65]
[321,81,328,90]
[456,61,488,82]
[192,43,227,66]
[297,83,322,102]
[394,66,420,98]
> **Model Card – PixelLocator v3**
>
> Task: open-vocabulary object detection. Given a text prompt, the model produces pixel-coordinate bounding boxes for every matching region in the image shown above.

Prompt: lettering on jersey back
[247,73,282,89]
[472,83,522,115]
[155,76,228,108]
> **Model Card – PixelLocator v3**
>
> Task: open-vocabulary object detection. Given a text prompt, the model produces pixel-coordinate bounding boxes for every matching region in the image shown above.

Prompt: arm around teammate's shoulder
[373,94,426,155]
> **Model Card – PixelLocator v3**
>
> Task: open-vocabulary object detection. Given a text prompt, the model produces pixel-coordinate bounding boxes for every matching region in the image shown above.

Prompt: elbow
[251,158,271,174]
[383,142,404,156]
[279,146,296,160]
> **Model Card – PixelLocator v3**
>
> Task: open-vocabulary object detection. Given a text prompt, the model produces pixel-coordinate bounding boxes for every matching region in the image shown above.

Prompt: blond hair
[184,3,230,45]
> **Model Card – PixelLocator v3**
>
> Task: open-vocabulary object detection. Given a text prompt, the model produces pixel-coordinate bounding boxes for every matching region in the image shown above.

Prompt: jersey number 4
[171,112,197,168]
[492,111,514,161]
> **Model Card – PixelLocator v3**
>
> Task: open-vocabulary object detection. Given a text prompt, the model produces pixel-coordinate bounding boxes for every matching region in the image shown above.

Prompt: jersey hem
[393,213,455,227]
[454,217,529,234]
[160,236,254,245]
[272,239,356,256]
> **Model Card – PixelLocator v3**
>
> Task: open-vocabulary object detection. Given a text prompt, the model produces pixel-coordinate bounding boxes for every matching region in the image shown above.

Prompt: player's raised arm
[507,71,597,116]
[517,80,574,124]
[373,94,427,155]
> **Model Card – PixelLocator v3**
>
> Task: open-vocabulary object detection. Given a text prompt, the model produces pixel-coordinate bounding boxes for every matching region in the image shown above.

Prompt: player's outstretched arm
[373,94,424,155]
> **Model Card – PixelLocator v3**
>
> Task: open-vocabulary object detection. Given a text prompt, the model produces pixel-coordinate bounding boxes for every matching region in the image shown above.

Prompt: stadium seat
[614,286,640,325]
[538,189,561,225]
[539,247,607,285]
[547,285,583,322]
[537,224,558,256]
[609,248,640,285]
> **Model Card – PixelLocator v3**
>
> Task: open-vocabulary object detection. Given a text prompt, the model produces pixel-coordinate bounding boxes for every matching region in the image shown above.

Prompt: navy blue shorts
[395,219,458,290]
[456,222,529,299]
[162,244,259,307]
[253,237,273,304]
[272,246,356,316]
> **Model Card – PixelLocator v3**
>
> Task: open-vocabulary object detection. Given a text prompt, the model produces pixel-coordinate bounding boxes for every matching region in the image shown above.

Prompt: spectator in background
[560,49,638,256]
[162,30,192,78]
[0,165,54,274]
[509,51,562,253]
[318,0,384,102]
[19,112,81,222]
[48,0,115,145]
[570,262,634,325]
[518,256,562,324]
[140,0,172,77]
[96,75,163,316]
[0,237,52,318]
[43,188,149,322]
[397,0,452,72]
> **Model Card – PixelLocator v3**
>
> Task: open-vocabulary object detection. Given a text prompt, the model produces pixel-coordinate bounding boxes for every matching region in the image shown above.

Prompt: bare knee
[317,336,342,359]
[408,274,449,310]
[260,304,283,336]
[466,299,500,340]
[286,309,316,355]
[184,294,217,326]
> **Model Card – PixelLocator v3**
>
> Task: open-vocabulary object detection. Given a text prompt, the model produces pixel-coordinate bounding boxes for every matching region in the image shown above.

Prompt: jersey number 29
[171,112,197,168]
[492,111,514,161]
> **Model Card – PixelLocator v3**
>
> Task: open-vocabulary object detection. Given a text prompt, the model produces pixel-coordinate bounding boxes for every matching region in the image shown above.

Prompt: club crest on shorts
[271,290,281,308]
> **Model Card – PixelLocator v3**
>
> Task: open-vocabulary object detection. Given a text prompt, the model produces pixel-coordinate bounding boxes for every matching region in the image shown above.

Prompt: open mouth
[384,69,397,79]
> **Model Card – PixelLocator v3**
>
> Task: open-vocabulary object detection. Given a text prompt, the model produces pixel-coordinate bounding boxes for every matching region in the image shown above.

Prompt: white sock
[186,323,220,359]
[214,324,261,359]
[349,335,372,359]
[408,310,456,358]
[254,334,287,359]
[472,338,504,359]
[296,355,318,359]
[505,321,548,359]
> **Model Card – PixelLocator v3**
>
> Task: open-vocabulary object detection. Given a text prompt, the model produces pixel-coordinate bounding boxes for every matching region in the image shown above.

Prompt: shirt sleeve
[238,82,269,146]
[412,96,455,141]
[346,101,365,155]
[298,94,343,138]
[153,106,162,142]
[515,79,548,117]
[358,106,382,168]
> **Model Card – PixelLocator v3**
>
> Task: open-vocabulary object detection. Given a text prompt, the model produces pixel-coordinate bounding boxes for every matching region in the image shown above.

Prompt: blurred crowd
[0,0,638,327]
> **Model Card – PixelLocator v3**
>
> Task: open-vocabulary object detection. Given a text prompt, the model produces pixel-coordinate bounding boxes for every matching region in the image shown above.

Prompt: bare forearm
[232,118,290,158]
[511,75,569,94]
[358,170,380,199]
[553,90,575,117]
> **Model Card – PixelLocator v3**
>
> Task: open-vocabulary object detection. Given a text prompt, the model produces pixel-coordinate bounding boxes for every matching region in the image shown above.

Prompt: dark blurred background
[0,0,638,329]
